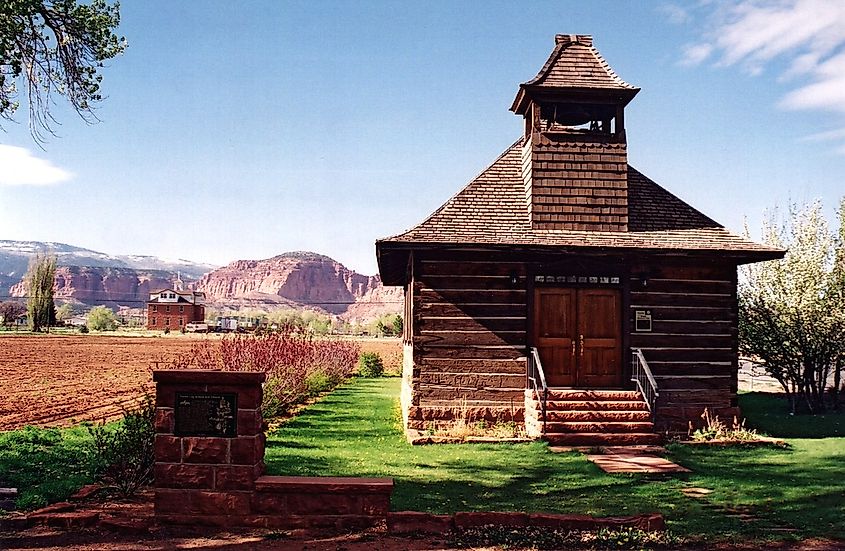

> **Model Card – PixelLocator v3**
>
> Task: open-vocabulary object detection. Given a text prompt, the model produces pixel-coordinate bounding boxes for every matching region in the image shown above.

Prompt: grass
[739,391,844,438]
[2,377,842,544]
[265,378,845,543]
[0,425,96,510]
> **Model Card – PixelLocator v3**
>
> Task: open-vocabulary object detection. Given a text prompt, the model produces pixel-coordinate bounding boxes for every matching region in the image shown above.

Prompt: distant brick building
[146,289,206,331]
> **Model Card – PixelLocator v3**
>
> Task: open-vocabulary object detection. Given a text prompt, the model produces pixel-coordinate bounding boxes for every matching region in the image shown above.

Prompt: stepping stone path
[584,446,691,474]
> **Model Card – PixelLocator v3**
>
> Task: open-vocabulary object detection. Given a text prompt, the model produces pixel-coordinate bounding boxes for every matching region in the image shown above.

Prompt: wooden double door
[533,288,622,388]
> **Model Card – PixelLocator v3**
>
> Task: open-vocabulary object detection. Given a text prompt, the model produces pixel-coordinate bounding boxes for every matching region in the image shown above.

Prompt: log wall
[628,261,739,432]
[400,250,742,435]
[404,253,528,430]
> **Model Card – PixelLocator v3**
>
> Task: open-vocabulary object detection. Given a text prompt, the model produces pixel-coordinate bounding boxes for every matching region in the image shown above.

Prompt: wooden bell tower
[511,34,640,232]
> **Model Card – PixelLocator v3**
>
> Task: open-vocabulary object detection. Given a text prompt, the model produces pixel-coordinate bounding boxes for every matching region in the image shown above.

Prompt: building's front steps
[526,389,662,446]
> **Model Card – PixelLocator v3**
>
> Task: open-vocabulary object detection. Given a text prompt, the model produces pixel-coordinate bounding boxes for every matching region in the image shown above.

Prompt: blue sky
[1,0,844,275]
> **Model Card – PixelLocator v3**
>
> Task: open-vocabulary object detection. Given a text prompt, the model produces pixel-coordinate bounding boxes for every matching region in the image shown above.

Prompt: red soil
[0,335,403,431]
[0,335,200,430]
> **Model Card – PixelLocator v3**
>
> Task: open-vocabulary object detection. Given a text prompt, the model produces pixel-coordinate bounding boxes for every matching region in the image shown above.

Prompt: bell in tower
[511,35,639,231]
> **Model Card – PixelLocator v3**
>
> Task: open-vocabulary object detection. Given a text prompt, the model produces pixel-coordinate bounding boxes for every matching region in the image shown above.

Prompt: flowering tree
[739,199,845,413]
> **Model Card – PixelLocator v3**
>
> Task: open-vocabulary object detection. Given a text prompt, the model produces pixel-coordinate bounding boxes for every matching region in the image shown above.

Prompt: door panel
[533,288,576,386]
[532,287,621,388]
[578,289,621,387]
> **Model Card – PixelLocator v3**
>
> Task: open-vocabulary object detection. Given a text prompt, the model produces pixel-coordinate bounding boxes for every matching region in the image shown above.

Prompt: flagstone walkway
[585,446,691,474]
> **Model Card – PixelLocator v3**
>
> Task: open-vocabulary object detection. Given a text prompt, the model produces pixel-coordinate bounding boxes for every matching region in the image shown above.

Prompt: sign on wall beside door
[634,310,652,332]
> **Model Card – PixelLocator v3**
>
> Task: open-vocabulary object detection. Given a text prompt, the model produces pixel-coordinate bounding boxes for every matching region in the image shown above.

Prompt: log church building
[376,34,783,444]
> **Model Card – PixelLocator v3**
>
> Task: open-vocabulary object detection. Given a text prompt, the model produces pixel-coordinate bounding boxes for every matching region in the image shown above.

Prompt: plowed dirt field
[0,335,401,431]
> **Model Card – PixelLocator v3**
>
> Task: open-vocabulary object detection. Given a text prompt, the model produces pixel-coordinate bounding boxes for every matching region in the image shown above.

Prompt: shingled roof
[376,138,783,281]
[511,35,639,114]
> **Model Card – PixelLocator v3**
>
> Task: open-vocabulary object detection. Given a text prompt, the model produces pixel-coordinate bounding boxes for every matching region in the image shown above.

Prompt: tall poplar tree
[26,253,56,332]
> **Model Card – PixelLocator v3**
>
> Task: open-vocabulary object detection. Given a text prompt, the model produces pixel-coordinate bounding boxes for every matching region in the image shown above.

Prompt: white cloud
[0,145,73,186]
[680,43,714,66]
[682,0,845,152]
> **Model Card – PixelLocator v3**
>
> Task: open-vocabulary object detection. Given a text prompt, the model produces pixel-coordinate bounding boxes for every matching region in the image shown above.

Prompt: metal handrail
[527,347,548,433]
[631,347,659,421]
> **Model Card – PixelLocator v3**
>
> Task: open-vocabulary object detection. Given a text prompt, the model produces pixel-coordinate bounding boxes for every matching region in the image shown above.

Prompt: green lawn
[265,378,845,542]
[0,425,96,510]
[2,378,842,544]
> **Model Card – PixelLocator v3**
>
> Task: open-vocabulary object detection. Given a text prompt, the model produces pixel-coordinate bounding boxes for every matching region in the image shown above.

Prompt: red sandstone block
[214,465,255,490]
[154,435,182,463]
[253,461,266,479]
[255,431,266,458]
[361,494,391,516]
[254,475,394,494]
[69,484,101,501]
[153,370,266,386]
[286,493,360,515]
[155,463,214,489]
[183,437,229,464]
[154,408,174,433]
[529,513,600,529]
[99,517,152,535]
[454,511,529,528]
[388,511,454,535]
[29,502,75,515]
[156,514,230,527]
[250,492,289,515]
[191,490,252,516]
[237,409,260,436]
[37,511,99,529]
[155,489,194,514]
[229,436,257,465]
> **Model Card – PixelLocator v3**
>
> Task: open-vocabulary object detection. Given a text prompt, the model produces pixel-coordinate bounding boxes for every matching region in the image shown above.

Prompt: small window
[179,305,184,313]
[165,305,171,313]
[151,317,157,325]
[178,318,183,326]
[165,317,170,326]
[152,305,158,312]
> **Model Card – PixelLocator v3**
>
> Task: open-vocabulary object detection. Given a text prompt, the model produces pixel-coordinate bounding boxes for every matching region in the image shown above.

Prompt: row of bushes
[170,330,362,417]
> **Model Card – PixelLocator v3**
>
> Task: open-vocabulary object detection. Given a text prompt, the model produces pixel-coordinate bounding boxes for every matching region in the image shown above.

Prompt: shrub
[78,324,89,334]
[88,396,155,496]
[169,330,360,418]
[87,305,117,331]
[689,408,759,442]
[358,352,384,377]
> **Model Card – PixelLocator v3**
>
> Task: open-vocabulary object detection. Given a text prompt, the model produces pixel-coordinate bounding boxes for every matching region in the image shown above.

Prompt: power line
[0,295,401,306]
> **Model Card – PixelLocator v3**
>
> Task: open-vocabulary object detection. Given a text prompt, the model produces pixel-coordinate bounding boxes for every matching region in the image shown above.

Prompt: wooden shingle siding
[529,139,628,231]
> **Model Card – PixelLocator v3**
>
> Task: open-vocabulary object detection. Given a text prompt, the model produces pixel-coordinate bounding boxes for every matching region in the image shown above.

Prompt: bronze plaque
[174,392,237,437]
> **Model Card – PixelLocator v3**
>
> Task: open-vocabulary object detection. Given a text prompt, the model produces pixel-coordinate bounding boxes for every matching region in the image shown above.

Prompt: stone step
[544,432,663,446]
[543,421,655,434]
[545,400,649,412]
[545,390,643,401]
[545,410,652,422]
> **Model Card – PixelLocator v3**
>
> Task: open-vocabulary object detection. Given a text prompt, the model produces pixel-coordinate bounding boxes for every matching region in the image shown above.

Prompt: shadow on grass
[739,392,844,438]
[264,378,845,540]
